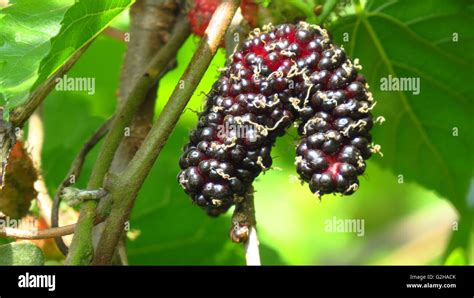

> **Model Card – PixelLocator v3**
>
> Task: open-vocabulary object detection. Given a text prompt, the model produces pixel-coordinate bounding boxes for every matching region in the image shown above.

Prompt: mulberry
[178,22,376,215]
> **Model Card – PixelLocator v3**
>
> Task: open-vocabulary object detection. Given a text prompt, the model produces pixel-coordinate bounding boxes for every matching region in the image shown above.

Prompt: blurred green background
[1,0,472,265]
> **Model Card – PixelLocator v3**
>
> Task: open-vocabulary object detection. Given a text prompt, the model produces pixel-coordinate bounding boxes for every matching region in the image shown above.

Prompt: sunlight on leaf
[0,0,134,112]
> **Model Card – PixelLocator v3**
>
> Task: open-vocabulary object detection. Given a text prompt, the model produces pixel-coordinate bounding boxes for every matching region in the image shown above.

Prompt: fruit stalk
[230,187,261,265]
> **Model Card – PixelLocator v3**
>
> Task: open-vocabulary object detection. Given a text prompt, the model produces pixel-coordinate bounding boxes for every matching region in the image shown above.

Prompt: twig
[61,187,107,207]
[52,117,113,256]
[9,41,93,128]
[92,0,241,265]
[1,224,76,240]
[0,217,105,240]
[230,187,261,265]
[66,18,191,265]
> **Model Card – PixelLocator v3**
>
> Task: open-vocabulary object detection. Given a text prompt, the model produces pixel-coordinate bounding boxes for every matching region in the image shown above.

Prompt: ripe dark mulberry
[178,22,376,215]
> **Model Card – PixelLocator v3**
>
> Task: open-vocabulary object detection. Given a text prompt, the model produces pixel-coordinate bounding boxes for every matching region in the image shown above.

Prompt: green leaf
[0,0,134,111]
[329,0,474,211]
[0,242,44,265]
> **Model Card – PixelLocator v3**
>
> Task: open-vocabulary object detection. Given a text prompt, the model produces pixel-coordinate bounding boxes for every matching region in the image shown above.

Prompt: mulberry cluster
[178,22,376,215]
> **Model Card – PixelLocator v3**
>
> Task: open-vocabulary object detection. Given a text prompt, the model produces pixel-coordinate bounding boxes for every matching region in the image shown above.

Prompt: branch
[0,216,104,240]
[0,224,76,240]
[52,116,112,256]
[9,42,93,128]
[65,18,191,265]
[61,187,107,207]
[92,0,241,265]
[92,0,181,266]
